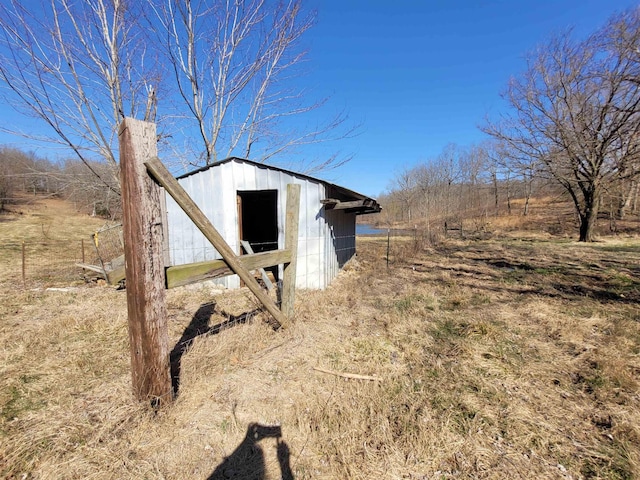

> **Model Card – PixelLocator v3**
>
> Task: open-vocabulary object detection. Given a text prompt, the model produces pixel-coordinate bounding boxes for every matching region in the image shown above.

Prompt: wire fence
[0,223,126,288]
[91,223,125,274]
[0,223,468,288]
[0,239,95,287]
[355,224,475,267]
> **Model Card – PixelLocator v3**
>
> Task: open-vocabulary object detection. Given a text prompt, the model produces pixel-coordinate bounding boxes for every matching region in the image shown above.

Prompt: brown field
[1,197,639,479]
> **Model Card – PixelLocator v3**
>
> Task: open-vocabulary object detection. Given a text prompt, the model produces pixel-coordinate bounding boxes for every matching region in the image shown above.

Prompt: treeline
[377,8,640,241]
[0,147,120,218]
[375,141,639,232]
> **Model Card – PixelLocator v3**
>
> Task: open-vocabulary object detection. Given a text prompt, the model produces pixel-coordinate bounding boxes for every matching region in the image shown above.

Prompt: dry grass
[0,195,107,286]
[1,200,639,479]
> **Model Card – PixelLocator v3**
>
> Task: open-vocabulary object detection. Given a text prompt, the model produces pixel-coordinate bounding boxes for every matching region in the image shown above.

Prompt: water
[356,224,387,235]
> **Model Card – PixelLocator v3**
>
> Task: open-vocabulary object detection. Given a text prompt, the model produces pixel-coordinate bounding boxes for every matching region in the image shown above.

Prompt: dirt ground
[1,198,639,479]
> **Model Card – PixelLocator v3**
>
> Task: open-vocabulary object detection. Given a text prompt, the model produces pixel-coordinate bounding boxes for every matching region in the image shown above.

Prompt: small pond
[356,224,388,235]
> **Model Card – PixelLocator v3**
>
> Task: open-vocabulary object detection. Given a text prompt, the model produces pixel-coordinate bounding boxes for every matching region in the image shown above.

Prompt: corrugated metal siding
[323,209,356,286]
[165,159,352,290]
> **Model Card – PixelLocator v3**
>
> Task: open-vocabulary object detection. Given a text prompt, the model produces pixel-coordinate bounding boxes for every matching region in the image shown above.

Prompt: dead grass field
[1,199,639,479]
[0,196,108,286]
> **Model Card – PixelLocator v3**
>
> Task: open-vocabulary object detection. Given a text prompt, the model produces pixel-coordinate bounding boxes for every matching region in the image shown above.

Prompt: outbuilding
[164,157,380,290]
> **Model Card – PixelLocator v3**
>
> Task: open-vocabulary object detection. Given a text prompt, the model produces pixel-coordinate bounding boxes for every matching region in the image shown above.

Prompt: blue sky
[303,0,639,196]
[1,1,638,197]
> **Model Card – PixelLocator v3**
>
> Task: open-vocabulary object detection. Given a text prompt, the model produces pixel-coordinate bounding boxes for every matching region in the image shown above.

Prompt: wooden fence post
[386,229,390,268]
[281,184,300,319]
[119,118,172,405]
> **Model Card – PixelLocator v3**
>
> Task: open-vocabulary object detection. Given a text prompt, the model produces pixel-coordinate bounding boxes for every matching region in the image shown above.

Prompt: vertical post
[386,228,390,268]
[119,118,172,405]
[21,241,26,284]
[426,220,430,245]
[81,239,85,264]
[281,184,300,319]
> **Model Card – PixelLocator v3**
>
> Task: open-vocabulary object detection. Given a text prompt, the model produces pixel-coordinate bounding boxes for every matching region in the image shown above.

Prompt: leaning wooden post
[281,184,300,319]
[119,118,172,405]
[145,156,290,329]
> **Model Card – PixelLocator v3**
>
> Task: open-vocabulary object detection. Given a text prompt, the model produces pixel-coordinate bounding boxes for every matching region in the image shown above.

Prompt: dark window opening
[237,190,278,254]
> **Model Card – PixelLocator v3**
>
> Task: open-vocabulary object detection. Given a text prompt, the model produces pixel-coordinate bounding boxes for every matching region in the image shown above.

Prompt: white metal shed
[164,157,380,290]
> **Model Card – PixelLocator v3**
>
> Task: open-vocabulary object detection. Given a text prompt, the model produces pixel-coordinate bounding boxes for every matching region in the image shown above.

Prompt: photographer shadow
[208,423,294,480]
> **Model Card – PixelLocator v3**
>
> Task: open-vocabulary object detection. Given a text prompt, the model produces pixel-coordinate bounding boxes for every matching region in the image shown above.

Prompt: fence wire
[0,223,127,288]
[0,225,450,288]
[0,240,91,286]
[92,223,124,271]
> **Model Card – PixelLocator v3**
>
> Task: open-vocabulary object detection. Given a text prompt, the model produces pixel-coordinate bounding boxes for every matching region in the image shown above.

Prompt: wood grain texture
[166,249,291,289]
[145,156,289,328]
[119,118,172,404]
[282,184,301,319]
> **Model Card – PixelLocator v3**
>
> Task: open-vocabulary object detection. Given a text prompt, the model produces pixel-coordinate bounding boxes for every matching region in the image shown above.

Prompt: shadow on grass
[208,423,294,480]
[413,242,640,306]
[170,302,261,395]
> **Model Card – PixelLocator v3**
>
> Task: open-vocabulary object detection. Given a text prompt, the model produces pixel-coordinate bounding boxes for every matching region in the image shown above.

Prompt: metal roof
[177,157,381,214]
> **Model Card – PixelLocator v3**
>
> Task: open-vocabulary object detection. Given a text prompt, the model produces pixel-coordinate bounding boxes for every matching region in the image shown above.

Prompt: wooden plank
[166,249,291,289]
[107,264,125,285]
[76,262,108,276]
[119,118,172,405]
[281,184,300,319]
[322,199,373,210]
[144,156,290,329]
[240,240,274,291]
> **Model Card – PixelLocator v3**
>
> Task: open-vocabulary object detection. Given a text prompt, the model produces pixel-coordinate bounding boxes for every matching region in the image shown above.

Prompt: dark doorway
[237,190,279,254]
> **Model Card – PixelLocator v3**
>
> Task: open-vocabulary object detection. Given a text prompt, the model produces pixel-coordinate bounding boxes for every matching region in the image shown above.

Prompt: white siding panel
[166,159,355,291]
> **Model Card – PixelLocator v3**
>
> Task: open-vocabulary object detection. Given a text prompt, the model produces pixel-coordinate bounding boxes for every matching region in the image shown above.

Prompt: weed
[534,265,567,275]
[1,376,46,422]
[599,244,640,253]
[393,293,437,313]
[430,318,470,341]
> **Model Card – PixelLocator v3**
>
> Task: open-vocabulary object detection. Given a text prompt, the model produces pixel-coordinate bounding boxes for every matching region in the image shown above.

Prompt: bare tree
[458,144,488,216]
[484,8,640,241]
[391,167,418,222]
[0,147,23,210]
[1,0,349,193]
[148,0,354,171]
[0,147,62,207]
[0,0,157,193]
[485,140,540,216]
[484,141,507,216]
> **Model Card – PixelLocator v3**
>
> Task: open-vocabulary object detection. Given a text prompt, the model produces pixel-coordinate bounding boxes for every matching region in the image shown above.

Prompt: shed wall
[165,160,356,289]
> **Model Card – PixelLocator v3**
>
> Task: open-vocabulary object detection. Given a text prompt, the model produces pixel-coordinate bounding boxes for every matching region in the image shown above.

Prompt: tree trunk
[617,180,637,219]
[578,191,599,242]
[506,176,512,215]
[492,172,499,216]
[522,173,532,216]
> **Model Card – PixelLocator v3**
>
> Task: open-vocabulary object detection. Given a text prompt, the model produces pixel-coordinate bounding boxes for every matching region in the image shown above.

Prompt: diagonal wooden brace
[144,156,290,329]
